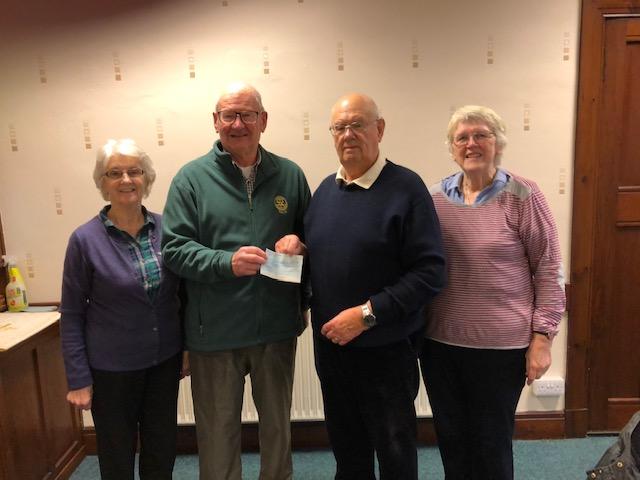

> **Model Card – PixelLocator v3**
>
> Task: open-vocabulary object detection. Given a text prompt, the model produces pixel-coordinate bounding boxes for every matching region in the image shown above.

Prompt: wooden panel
[0,343,49,479]
[565,408,589,438]
[0,323,84,480]
[569,0,640,437]
[588,15,640,431]
[607,398,640,430]
[628,18,640,39]
[38,325,84,474]
[616,188,640,225]
[513,412,567,440]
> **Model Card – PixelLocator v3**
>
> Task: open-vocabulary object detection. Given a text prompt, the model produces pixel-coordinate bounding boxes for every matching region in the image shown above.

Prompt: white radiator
[83,327,432,427]
[176,327,432,425]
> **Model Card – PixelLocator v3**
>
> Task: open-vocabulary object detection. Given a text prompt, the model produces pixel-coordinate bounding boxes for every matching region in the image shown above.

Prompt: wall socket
[532,377,565,397]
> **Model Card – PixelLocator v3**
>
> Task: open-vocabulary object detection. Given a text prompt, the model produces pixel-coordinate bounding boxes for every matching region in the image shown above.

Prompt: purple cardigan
[60,211,182,390]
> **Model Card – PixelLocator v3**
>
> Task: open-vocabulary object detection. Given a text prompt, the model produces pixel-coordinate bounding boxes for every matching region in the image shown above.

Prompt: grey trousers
[190,338,297,480]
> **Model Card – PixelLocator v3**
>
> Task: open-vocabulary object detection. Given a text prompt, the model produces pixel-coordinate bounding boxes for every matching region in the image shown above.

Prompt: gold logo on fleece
[274,195,288,215]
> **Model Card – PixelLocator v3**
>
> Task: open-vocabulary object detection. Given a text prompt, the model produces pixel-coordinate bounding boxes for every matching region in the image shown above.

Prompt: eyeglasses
[104,168,144,180]
[452,132,495,147]
[216,110,261,124]
[329,121,374,136]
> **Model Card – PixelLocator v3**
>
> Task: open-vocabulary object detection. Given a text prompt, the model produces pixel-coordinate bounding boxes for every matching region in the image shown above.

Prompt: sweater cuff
[532,307,562,337]
[368,292,393,326]
[220,251,236,279]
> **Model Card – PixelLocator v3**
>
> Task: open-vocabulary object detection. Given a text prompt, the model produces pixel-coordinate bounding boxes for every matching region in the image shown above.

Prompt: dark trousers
[419,339,526,480]
[91,352,181,480]
[314,335,420,480]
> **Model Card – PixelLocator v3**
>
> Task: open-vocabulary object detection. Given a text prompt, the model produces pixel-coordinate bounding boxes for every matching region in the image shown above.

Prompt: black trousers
[419,339,526,480]
[91,352,181,480]
[314,335,420,480]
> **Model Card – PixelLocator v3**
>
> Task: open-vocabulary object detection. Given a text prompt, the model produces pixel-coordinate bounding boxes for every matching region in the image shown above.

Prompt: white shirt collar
[232,150,262,179]
[335,152,386,189]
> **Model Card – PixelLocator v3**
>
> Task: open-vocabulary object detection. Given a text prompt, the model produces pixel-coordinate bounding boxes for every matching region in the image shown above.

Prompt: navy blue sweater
[305,160,446,347]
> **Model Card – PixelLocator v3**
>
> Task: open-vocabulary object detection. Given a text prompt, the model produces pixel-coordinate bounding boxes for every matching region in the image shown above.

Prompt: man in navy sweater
[304,93,447,479]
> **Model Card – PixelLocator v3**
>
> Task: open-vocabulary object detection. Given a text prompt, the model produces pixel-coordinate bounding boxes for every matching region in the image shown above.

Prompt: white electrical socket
[532,377,565,397]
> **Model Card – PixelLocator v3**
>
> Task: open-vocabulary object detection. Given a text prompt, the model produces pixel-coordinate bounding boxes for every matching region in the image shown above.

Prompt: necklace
[461,170,497,203]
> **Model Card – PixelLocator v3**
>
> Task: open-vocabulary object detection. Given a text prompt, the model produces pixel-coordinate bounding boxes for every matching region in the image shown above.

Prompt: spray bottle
[2,255,28,312]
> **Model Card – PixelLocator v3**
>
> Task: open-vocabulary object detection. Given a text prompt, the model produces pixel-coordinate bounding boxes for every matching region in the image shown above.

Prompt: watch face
[361,304,376,327]
[364,314,377,327]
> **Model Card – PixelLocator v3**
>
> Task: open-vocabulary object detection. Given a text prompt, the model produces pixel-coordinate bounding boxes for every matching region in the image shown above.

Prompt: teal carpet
[71,437,615,479]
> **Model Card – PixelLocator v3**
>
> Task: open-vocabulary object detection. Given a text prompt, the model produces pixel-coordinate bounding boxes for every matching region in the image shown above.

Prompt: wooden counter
[0,312,85,479]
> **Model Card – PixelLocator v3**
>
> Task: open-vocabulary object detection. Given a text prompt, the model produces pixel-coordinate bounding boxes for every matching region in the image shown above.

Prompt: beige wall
[0,0,580,413]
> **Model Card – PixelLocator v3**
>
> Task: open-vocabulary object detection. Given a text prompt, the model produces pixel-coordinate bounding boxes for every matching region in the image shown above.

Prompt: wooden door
[568,0,640,436]
[589,16,640,431]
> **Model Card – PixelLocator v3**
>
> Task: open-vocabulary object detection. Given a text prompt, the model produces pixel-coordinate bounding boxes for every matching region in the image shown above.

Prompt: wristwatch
[533,330,555,340]
[361,302,377,328]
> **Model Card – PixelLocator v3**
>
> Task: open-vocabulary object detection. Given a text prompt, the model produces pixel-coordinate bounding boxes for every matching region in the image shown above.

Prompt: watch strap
[533,330,554,340]
[361,303,377,328]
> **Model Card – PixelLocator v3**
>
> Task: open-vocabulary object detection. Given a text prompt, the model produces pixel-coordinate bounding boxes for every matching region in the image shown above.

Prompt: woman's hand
[525,334,553,385]
[66,386,93,410]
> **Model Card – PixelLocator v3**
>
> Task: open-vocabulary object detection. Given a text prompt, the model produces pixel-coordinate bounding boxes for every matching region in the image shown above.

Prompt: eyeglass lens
[218,111,259,124]
[330,122,365,135]
[454,132,493,146]
[105,168,144,179]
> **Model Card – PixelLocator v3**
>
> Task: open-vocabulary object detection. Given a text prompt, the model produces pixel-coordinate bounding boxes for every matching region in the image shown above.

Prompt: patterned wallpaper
[0,0,578,304]
[0,0,579,414]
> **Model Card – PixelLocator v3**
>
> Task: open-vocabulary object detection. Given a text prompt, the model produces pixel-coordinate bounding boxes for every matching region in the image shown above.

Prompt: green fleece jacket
[161,141,311,352]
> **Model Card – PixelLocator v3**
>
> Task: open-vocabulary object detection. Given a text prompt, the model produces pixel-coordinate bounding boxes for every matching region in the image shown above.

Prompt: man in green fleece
[162,82,311,480]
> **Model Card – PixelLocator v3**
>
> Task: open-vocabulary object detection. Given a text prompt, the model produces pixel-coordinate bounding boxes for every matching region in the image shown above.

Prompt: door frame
[567,0,640,437]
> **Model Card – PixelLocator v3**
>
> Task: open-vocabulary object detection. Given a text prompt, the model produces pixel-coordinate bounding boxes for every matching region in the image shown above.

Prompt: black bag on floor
[586,410,640,479]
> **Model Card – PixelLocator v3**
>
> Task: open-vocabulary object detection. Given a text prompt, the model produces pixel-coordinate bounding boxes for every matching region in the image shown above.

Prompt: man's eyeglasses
[329,121,372,136]
[452,132,495,147]
[104,168,144,180]
[216,110,261,124]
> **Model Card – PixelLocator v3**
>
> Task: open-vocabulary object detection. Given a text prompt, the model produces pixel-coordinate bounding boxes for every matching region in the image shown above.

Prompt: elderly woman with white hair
[420,106,566,479]
[60,139,183,480]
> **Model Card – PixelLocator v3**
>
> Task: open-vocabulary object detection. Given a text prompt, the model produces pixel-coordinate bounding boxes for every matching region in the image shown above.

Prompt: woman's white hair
[446,105,508,165]
[93,139,156,200]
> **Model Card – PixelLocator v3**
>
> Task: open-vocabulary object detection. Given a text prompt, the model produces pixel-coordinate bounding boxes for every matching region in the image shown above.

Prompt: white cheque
[260,248,304,283]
